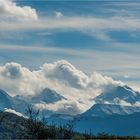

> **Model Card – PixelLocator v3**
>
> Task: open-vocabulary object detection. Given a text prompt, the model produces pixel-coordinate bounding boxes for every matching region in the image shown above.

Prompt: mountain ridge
[0,84,140,136]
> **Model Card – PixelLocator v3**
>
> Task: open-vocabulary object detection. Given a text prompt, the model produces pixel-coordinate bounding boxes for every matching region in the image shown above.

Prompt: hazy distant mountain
[74,113,140,136]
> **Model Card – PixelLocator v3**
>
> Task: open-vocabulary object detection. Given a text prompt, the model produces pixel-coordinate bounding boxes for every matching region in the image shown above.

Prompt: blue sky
[1,0,140,88]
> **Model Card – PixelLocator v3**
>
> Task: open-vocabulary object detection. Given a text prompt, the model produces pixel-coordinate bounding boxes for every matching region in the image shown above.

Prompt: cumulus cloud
[88,72,122,89]
[0,60,124,113]
[0,62,40,96]
[1,63,23,79]
[41,60,89,88]
[0,60,123,97]
[0,0,38,21]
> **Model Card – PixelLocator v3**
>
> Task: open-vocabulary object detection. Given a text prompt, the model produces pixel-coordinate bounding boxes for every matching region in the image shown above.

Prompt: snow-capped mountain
[30,88,66,104]
[43,84,140,136]
[0,84,140,117]
[68,85,140,135]
[95,85,140,105]
[80,103,140,117]
[0,83,140,136]
[0,88,66,116]
[77,85,140,118]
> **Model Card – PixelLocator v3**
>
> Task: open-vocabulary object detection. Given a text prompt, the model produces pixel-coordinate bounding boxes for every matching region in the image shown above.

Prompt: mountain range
[0,61,140,136]
[0,83,140,136]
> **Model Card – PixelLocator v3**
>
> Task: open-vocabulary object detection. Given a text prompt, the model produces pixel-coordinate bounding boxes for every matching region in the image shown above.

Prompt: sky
[0,0,140,89]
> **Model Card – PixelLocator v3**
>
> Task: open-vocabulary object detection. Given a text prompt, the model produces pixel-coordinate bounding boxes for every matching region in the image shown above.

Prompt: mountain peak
[31,88,66,104]
[95,85,140,105]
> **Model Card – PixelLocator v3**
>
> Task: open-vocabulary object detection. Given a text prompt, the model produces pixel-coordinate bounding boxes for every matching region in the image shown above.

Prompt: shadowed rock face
[0,89,13,110]
[0,89,29,114]
[0,111,28,139]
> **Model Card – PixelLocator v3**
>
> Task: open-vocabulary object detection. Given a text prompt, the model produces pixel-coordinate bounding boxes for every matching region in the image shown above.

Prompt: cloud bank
[0,60,122,96]
[0,60,124,114]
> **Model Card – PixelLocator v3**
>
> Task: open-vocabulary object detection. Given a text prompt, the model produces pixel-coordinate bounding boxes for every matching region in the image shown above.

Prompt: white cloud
[0,60,123,96]
[0,16,140,40]
[0,0,38,21]
[0,62,40,96]
[41,60,89,88]
[1,63,23,79]
[0,60,124,113]
[0,1,139,40]
[1,44,140,87]
[34,100,82,115]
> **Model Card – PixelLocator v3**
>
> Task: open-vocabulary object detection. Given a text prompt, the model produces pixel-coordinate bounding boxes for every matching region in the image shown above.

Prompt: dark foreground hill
[0,111,27,139]
[0,109,139,140]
